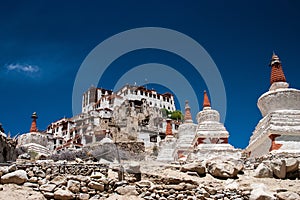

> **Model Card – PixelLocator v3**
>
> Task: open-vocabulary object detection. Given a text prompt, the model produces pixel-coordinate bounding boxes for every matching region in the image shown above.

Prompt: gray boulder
[206,160,239,178]
[180,162,206,176]
[0,169,28,184]
[54,189,75,200]
[87,181,104,191]
[271,159,286,179]
[39,183,57,192]
[67,180,80,193]
[51,175,66,186]
[254,163,273,178]
[285,158,299,173]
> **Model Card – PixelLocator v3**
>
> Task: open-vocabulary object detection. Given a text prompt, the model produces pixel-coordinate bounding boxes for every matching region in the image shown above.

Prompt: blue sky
[0,1,300,148]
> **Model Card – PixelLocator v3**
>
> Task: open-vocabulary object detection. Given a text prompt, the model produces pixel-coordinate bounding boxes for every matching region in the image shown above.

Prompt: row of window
[148,101,173,110]
[122,89,173,103]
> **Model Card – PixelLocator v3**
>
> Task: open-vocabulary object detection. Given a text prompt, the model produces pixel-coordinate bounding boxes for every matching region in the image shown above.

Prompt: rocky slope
[0,153,299,200]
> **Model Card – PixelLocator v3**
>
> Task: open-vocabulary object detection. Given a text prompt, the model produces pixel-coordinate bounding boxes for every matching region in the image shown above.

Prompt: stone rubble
[0,152,299,200]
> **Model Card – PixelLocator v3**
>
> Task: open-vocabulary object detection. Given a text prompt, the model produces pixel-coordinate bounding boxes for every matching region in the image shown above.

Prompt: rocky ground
[0,153,299,200]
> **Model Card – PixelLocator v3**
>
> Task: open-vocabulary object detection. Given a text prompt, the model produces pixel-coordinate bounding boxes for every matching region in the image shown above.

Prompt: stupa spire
[269,52,286,85]
[30,112,38,132]
[184,100,193,123]
[203,90,211,108]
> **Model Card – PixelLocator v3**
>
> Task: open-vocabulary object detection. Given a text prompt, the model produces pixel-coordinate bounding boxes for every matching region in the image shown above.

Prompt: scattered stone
[276,191,300,200]
[250,183,275,200]
[0,170,28,184]
[8,164,17,172]
[180,162,206,176]
[24,182,39,188]
[78,193,90,200]
[186,171,199,177]
[206,160,239,178]
[51,175,66,185]
[185,183,197,190]
[254,163,273,178]
[81,186,88,193]
[115,185,139,195]
[67,180,80,193]
[163,184,185,191]
[90,171,105,179]
[276,188,288,193]
[0,166,9,175]
[36,170,46,178]
[285,158,299,173]
[88,181,104,191]
[46,168,52,175]
[114,180,128,188]
[136,180,153,188]
[29,176,38,183]
[177,193,185,200]
[107,169,118,180]
[54,189,75,200]
[229,159,244,172]
[39,183,56,192]
[225,180,239,190]
[43,192,54,199]
[27,171,35,177]
[75,158,84,163]
[272,159,286,179]
[67,175,89,182]
[38,178,48,185]
[204,186,217,195]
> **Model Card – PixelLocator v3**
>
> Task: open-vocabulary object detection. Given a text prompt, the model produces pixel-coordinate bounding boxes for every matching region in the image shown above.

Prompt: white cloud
[6,63,39,73]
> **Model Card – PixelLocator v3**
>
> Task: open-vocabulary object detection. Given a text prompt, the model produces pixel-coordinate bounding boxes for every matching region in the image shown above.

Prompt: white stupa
[190,91,241,161]
[156,118,177,162]
[174,100,197,161]
[246,53,300,157]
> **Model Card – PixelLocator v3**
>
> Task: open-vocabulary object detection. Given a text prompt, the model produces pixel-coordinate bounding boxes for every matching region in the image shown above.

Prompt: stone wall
[0,135,16,162]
